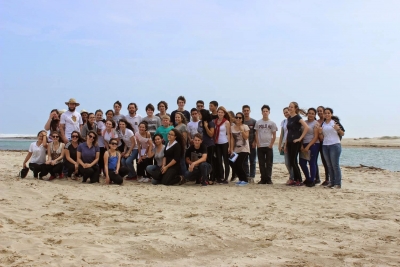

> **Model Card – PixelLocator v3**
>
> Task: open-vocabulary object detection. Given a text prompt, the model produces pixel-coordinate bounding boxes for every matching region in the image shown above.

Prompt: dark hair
[139,121,149,131]
[177,96,186,104]
[87,113,95,130]
[209,100,218,107]
[114,101,122,108]
[86,130,98,146]
[317,106,325,111]
[157,101,168,111]
[109,138,119,147]
[193,133,203,140]
[196,100,204,105]
[235,112,245,124]
[106,109,114,116]
[170,128,186,155]
[105,119,116,128]
[70,130,84,143]
[127,102,138,111]
[190,108,198,113]
[242,105,250,110]
[37,130,46,137]
[146,103,155,112]
[50,109,60,132]
[290,102,307,116]
[153,133,163,142]
[261,105,270,111]
[308,108,317,115]
[117,118,134,133]
[200,109,212,122]
[95,109,103,115]
[175,112,187,124]
[325,107,340,121]
[283,107,289,111]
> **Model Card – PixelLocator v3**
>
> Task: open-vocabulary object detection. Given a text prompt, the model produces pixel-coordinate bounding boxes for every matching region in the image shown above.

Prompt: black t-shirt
[286,115,302,143]
[198,121,215,147]
[185,144,207,162]
[211,114,218,120]
[65,141,79,162]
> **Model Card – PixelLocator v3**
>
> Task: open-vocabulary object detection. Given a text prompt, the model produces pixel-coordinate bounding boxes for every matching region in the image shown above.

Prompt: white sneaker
[138,177,145,182]
[142,178,150,183]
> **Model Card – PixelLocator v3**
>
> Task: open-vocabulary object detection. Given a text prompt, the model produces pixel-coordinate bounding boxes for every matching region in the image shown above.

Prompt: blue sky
[1,0,399,137]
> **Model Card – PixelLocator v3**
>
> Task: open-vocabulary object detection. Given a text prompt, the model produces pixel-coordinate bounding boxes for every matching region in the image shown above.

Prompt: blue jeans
[184,162,212,183]
[244,147,257,178]
[322,143,342,186]
[146,165,162,184]
[299,143,320,182]
[121,149,138,178]
[284,150,294,180]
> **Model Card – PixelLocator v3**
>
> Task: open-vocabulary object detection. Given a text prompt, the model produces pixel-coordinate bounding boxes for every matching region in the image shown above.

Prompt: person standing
[170,96,190,126]
[125,102,142,133]
[255,105,277,184]
[209,101,219,120]
[214,106,231,184]
[196,100,205,110]
[113,101,126,124]
[60,98,83,144]
[142,103,161,138]
[278,107,294,184]
[187,108,200,146]
[118,119,138,180]
[316,106,329,185]
[242,105,257,180]
[155,101,170,119]
[198,109,216,184]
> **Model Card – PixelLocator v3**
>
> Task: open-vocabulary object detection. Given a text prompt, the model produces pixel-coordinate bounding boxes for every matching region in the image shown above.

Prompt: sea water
[1,139,399,172]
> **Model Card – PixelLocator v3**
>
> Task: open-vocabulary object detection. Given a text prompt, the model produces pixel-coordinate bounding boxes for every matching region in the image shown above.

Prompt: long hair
[86,130,98,146]
[200,109,212,123]
[175,112,187,125]
[216,106,231,121]
[290,101,307,116]
[170,128,186,155]
[87,113,95,130]
[117,118,135,133]
[50,109,60,132]
[71,130,84,143]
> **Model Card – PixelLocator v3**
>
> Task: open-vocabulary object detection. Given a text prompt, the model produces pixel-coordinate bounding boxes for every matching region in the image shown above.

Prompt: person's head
[175,112,187,125]
[157,101,168,112]
[70,130,83,143]
[283,107,290,119]
[114,101,122,114]
[161,115,170,127]
[235,112,244,125]
[86,130,98,145]
[200,109,212,122]
[168,128,185,154]
[49,109,60,131]
[193,133,203,147]
[307,108,317,121]
[146,103,155,116]
[153,133,163,146]
[127,103,138,115]
[106,110,114,120]
[50,131,60,142]
[324,107,335,121]
[50,109,60,120]
[190,108,199,121]
[217,106,231,121]
[37,130,47,140]
[88,113,95,124]
[108,138,119,150]
[65,98,80,112]
[288,102,307,116]
[196,100,204,110]
[105,119,115,129]
[139,121,148,132]
[80,110,88,122]
[317,106,325,119]
[118,118,134,132]
[177,96,186,109]
[209,101,218,112]
[261,105,270,118]
[242,105,251,118]
[228,111,236,123]
[95,109,103,122]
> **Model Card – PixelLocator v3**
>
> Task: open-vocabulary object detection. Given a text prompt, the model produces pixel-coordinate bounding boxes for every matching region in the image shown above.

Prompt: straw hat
[65,98,80,106]
[80,109,88,114]
[58,109,67,115]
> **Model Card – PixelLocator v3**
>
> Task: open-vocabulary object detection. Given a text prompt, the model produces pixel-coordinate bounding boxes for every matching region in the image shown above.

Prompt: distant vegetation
[379,136,400,140]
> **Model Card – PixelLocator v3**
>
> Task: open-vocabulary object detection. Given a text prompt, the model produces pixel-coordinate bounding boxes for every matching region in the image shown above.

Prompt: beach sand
[1,151,399,266]
[341,137,400,148]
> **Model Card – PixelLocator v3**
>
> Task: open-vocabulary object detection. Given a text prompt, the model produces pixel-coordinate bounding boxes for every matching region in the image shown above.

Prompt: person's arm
[53,144,65,164]
[269,131,277,148]
[137,135,143,163]
[147,147,155,158]
[294,119,309,143]
[334,122,345,136]
[90,151,100,167]
[81,125,87,141]
[189,153,207,172]
[77,151,84,167]
[41,134,48,149]
[60,123,68,144]
[46,145,52,164]
[225,121,231,153]
[255,129,259,148]
[278,127,284,150]
[230,131,235,154]
[104,151,110,184]
[304,124,319,151]
[23,152,32,168]
[203,121,214,137]
[241,126,249,140]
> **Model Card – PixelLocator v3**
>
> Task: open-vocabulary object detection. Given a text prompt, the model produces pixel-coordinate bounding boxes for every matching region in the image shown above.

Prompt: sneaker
[324,183,334,188]
[248,178,255,184]
[237,181,249,186]
[306,182,315,187]
[321,180,329,186]
[142,178,150,183]
[138,177,145,182]
[201,181,208,186]
[266,180,273,184]
[235,181,242,185]
[315,179,321,184]
[295,181,304,186]
[286,180,296,186]
[332,185,341,189]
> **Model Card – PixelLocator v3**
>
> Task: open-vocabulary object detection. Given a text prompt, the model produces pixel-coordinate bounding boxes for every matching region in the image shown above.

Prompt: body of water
[1,139,399,172]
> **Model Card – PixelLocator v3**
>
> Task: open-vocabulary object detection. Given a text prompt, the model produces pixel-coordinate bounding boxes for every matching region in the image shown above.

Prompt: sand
[341,137,400,148]
[1,151,400,267]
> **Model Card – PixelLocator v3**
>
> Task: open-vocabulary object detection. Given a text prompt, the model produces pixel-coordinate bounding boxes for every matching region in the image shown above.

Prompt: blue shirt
[77,142,100,164]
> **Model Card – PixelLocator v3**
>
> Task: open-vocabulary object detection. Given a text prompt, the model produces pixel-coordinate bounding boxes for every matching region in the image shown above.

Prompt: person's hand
[293,138,301,143]
[115,169,119,174]
[45,160,51,165]
[23,163,27,169]
[105,177,110,184]
[84,163,91,168]
[252,142,257,149]
[188,164,194,172]
[50,110,58,120]
[333,122,340,131]
[228,148,231,154]
[123,153,129,159]
[161,165,168,174]
[51,160,56,166]
[301,147,309,152]
[74,163,79,170]
[138,157,143,163]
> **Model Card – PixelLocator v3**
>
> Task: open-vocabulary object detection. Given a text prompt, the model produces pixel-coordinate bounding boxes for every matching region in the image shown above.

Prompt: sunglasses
[52,135,59,138]
[71,135,79,138]
[235,117,243,119]
[110,142,118,145]
[88,135,96,139]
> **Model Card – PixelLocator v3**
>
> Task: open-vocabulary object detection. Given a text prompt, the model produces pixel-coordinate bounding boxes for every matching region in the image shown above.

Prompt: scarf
[214,118,227,143]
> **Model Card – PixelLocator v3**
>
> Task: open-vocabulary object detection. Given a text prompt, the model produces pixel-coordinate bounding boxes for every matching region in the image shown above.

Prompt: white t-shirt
[96,121,105,147]
[60,110,83,140]
[29,142,47,164]
[280,119,288,144]
[187,121,199,139]
[216,122,229,144]
[322,120,341,146]
[103,129,121,146]
[125,114,142,133]
[255,119,278,147]
[119,129,135,148]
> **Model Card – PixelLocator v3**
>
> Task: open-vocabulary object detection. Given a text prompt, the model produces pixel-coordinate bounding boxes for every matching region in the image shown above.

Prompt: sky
[1,0,399,137]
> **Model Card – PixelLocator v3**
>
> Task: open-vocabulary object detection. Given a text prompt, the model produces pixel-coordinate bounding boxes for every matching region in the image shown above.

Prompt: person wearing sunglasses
[22,130,49,179]
[64,131,84,179]
[230,112,250,186]
[45,131,65,180]
[77,130,100,183]
[104,138,129,185]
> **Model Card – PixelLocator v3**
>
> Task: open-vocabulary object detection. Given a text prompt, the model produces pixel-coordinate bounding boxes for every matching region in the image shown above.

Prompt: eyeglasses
[110,142,118,145]
[88,135,96,139]
[71,135,79,138]
[52,135,59,138]
[235,117,243,119]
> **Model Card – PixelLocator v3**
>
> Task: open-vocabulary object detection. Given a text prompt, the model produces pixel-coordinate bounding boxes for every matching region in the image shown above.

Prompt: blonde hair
[290,102,307,116]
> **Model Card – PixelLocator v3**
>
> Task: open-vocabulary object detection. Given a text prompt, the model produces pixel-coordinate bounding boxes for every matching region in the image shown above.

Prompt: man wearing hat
[60,98,83,144]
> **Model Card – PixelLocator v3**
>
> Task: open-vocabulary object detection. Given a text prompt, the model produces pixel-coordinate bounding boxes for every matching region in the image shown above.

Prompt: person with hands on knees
[284,102,309,186]
[160,129,185,185]
[136,121,154,183]
[117,119,138,180]
[64,131,83,179]
[184,133,212,186]
[104,138,129,185]
[77,130,100,183]
[23,130,49,179]
[45,131,65,180]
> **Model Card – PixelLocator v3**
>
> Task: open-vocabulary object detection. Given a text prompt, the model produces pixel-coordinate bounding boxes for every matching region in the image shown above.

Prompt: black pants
[137,157,153,177]
[232,152,249,182]
[108,166,129,185]
[45,163,63,176]
[79,165,100,183]
[316,141,329,181]
[64,161,82,177]
[257,147,273,183]
[99,147,106,174]
[161,168,180,185]
[206,145,216,181]
[29,163,48,178]
[215,142,230,182]
[287,141,303,182]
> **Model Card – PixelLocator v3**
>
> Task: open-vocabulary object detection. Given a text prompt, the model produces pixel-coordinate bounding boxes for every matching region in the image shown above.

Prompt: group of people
[22,96,345,188]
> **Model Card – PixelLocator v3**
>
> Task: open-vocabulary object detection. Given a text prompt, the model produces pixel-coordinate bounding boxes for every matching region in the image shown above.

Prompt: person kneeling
[184,133,212,186]
[77,130,100,183]
[104,138,128,185]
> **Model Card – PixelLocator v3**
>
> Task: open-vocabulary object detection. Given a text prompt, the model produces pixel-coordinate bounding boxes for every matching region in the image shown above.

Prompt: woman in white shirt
[117,118,138,180]
[318,108,345,189]
[136,121,153,182]
[22,130,48,179]
[214,106,231,184]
